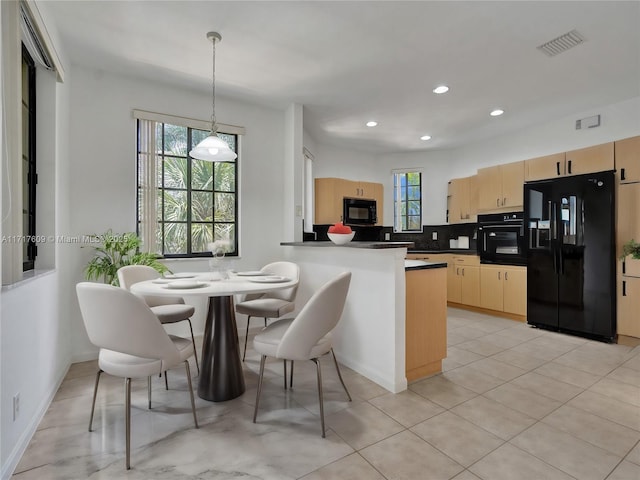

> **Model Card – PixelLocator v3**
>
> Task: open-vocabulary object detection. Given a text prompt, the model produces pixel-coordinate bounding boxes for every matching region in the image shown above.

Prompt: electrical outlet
[384,232,391,241]
[432,231,438,240]
[13,393,20,421]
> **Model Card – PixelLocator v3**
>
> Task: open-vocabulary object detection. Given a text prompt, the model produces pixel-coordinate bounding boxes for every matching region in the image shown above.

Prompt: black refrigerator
[524,170,616,341]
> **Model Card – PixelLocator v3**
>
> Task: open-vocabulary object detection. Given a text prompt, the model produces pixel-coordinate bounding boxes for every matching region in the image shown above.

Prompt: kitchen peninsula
[280,241,447,393]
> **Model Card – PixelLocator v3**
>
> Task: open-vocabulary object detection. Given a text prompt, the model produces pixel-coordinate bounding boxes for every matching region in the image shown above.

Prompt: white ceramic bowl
[328,232,355,245]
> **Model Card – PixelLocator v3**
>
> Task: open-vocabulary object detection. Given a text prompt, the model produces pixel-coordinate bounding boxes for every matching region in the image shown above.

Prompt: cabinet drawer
[452,255,480,266]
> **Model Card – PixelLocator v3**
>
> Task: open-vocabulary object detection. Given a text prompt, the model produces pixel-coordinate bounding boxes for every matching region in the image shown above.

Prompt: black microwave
[343,198,377,225]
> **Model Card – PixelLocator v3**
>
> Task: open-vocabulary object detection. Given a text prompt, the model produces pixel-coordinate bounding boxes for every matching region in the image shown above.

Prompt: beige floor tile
[469,443,574,480]
[493,325,545,342]
[411,411,504,467]
[326,402,404,450]
[541,405,640,456]
[606,460,640,480]
[456,339,507,357]
[626,441,640,465]
[568,390,640,431]
[489,349,548,371]
[553,347,626,376]
[360,430,464,480]
[465,357,527,381]
[451,471,483,480]
[441,366,505,394]
[409,375,478,409]
[482,382,562,420]
[589,377,640,407]
[623,354,640,372]
[533,361,602,388]
[508,342,568,362]
[510,422,622,480]
[369,390,445,428]
[300,453,386,480]
[510,372,583,402]
[451,396,536,440]
[445,346,485,366]
[607,366,640,387]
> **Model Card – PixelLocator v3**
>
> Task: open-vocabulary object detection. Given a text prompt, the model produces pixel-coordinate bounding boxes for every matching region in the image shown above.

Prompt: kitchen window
[136,116,240,257]
[393,171,422,232]
[22,44,37,271]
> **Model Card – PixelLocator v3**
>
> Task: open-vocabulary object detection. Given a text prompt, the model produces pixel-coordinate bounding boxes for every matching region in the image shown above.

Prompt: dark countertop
[409,249,477,255]
[281,241,414,249]
[405,262,447,271]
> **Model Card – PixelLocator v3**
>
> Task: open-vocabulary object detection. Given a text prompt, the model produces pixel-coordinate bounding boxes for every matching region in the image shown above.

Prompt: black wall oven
[477,212,526,266]
[343,198,377,225]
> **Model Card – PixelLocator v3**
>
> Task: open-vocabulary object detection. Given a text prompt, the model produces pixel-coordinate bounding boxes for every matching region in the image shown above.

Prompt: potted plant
[621,239,640,260]
[85,230,169,286]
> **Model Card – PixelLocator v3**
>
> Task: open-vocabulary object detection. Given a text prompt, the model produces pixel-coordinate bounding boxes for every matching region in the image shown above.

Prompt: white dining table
[130,272,297,402]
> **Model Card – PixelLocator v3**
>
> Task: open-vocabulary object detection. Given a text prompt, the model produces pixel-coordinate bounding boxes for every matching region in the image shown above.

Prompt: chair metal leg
[164,370,169,390]
[253,355,267,423]
[187,319,200,375]
[283,359,288,390]
[312,358,326,438]
[184,361,199,428]
[88,369,102,432]
[125,377,132,470]
[243,316,252,361]
[331,349,352,402]
[148,376,152,409]
[290,360,294,388]
[264,317,267,327]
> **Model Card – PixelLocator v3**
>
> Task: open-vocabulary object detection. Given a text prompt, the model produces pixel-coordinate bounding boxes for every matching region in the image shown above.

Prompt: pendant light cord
[210,35,217,135]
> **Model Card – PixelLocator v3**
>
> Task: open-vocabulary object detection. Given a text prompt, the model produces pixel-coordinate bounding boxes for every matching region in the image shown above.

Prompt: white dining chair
[76,282,199,470]
[117,265,199,375]
[252,271,352,437]
[235,261,300,361]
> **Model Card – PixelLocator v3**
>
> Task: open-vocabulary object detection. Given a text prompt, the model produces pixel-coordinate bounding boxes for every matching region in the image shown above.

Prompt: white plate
[163,281,208,289]
[163,273,196,279]
[152,278,173,284]
[236,271,267,276]
[248,276,290,283]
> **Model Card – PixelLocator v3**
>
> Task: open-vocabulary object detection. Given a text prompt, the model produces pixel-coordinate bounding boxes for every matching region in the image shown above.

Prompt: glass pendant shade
[190,133,237,161]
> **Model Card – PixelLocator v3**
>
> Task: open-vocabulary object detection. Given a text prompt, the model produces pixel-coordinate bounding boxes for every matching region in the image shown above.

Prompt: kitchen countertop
[405,261,447,271]
[281,241,414,249]
[409,249,477,255]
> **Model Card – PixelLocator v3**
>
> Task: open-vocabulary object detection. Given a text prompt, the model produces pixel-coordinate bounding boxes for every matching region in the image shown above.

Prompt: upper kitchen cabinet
[615,135,640,184]
[314,177,384,225]
[565,142,614,176]
[478,161,524,213]
[525,153,566,181]
[448,175,478,223]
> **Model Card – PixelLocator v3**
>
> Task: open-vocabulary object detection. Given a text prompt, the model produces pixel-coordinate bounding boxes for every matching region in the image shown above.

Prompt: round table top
[130,272,297,298]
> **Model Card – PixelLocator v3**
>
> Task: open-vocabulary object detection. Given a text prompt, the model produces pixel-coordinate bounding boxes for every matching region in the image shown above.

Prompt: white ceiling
[42,1,640,154]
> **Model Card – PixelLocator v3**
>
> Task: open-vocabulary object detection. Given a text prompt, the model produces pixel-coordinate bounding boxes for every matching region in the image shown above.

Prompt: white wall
[65,65,289,359]
[312,142,380,182]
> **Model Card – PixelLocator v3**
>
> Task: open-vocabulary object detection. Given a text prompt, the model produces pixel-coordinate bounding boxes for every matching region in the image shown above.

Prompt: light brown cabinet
[618,275,640,339]
[525,142,614,182]
[478,161,524,213]
[405,266,447,381]
[448,175,478,223]
[480,265,527,316]
[615,135,640,184]
[447,255,480,307]
[314,177,383,225]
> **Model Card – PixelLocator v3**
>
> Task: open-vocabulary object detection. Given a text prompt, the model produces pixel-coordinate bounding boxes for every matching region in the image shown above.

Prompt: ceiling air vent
[537,29,585,57]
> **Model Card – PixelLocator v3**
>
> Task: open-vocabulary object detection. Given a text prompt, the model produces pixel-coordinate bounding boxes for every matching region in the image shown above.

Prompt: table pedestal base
[197,296,246,401]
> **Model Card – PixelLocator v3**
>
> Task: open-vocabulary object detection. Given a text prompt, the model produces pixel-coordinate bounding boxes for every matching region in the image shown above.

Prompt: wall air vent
[537,29,585,57]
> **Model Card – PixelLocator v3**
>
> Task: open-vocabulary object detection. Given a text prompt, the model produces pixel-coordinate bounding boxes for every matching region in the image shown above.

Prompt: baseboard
[334,352,407,394]
[617,334,640,347]
[448,302,527,322]
[1,363,70,480]
[71,350,99,363]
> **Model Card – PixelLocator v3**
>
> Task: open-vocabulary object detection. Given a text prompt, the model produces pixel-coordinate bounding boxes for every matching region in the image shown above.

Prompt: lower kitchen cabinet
[618,257,640,339]
[480,265,527,316]
[405,266,447,381]
[447,255,480,307]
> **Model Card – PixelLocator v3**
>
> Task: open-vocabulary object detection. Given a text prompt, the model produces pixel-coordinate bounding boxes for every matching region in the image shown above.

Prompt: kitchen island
[280,241,447,393]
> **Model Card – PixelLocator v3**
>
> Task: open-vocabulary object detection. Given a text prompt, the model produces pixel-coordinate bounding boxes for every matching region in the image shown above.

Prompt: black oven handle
[479,224,522,229]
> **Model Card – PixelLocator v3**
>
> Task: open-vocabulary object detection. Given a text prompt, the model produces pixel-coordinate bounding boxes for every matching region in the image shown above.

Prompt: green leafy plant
[621,239,640,260]
[85,230,169,285]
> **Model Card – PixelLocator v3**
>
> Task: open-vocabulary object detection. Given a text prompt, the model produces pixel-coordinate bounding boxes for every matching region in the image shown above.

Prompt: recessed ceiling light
[420,135,432,141]
[366,121,378,127]
[490,109,504,117]
[433,85,449,94]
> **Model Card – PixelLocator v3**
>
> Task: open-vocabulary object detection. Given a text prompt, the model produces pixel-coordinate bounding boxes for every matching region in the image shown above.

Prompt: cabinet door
[565,142,614,176]
[467,175,478,222]
[314,178,341,224]
[447,178,466,223]
[618,276,640,338]
[478,166,502,211]
[501,161,525,209]
[525,153,566,181]
[617,183,640,258]
[359,181,375,199]
[447,262,461,303]
[615,135,640,184]
[480,265,503,311]
[340,179,359,199]
[503,267,527,316]
[460,265,481,307]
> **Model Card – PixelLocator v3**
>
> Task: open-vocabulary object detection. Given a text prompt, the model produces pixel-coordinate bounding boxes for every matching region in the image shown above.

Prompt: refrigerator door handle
[559,247,564,275]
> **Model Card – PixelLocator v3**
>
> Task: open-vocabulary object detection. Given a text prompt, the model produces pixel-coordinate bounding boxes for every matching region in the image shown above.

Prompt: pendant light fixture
[189,31,237,162]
